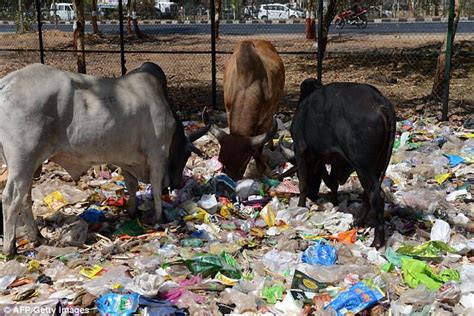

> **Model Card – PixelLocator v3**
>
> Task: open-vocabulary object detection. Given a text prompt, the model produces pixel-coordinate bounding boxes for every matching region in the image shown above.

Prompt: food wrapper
[325,282,384,316]
[44,191,68,211]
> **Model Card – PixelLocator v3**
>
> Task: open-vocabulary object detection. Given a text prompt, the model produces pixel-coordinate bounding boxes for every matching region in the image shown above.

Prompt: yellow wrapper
[44,191,68,211]
[260,203,276,227]
[79,265,104,279]
[215,272,239,286]
[435,173,451,185]
[28,260,40,271]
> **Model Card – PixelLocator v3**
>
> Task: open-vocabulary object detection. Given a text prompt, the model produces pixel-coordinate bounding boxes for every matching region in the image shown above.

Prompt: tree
[91,0,99,34]
[305,0,315,40]
[72,0,86,73]
[319,0,345,57]
[126,0,144,38]
[431,0,466,99]
[215,0,221,39]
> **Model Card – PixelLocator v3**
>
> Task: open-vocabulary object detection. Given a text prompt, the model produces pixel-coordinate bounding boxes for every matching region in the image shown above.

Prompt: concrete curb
[1,16,473,26]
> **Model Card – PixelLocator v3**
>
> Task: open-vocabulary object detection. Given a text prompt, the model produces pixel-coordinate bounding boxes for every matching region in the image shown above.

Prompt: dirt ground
[0,30,473,121]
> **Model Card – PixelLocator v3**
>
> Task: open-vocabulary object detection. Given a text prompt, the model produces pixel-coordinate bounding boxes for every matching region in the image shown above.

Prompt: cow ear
[299,78,322,102]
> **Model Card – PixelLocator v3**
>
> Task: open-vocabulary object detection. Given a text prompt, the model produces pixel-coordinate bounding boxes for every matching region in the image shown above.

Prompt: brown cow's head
[209,117,278,180]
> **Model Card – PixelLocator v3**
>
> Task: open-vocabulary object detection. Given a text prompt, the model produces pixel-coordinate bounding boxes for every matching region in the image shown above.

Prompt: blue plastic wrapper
[79,207,106,223]
[444,154,465,167]
[96,292,140,316]
[301,241,337,266]
[325,282,384,316]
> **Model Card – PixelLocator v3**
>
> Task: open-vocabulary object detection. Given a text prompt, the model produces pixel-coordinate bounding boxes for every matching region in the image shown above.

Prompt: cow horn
[279,135,296,162]
[209,124,227,142]
[249,115,278,148]
[188,107,211,143]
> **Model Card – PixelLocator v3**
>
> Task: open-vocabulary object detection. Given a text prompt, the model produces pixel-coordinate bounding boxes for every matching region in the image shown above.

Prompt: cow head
[167,109,211,189]
[299,78,322,104]
[209,116,278,180]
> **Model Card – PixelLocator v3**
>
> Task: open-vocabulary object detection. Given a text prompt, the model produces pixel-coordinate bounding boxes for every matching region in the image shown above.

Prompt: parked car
[50,3,75,21]
[257,3,305,20]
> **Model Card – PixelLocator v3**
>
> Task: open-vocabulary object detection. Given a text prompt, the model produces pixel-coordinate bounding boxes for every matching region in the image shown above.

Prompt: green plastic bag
[262,284,285,304]
[184,252,241,279]
[397,241,457,259]
[385,247,412,267]
[112,218,145,236]
[401,258,460,291]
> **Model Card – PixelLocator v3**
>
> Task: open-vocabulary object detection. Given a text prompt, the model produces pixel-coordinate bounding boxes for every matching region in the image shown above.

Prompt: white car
[258,4,305,20]
[50,3,75,21]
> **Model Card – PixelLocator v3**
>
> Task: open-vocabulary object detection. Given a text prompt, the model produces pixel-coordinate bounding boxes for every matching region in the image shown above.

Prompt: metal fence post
[118,0,126,75]
[442,0,455,121]
[35,0,44,63]
[210,0,217,109]
[317,0,323,82]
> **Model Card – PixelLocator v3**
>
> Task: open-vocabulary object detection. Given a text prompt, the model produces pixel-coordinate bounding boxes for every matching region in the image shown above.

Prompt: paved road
[0,21,473,35]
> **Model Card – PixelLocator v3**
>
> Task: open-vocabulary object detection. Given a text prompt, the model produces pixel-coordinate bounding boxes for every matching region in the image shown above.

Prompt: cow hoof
[2,247,17,259]
[31,235,47,247]
[370,237,385,249]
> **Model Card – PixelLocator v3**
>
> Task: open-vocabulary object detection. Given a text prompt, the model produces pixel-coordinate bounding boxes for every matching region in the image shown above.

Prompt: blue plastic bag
[96,292,140,316]
[79,207,106,223]
[301,240,337,266]
[325,282,384,316]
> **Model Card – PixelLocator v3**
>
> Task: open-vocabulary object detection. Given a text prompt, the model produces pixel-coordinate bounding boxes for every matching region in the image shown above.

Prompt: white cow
[0,62,209,256]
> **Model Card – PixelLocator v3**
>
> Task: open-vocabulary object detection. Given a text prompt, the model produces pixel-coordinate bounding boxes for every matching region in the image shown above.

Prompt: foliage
[15,10,33,32]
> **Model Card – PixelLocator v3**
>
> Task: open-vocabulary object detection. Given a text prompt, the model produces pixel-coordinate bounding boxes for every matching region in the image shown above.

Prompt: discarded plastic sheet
[401,258,460,290]
[302,241,337,266]
[325,282,384,316]
[397,240,457,259]
[96,292,140,316]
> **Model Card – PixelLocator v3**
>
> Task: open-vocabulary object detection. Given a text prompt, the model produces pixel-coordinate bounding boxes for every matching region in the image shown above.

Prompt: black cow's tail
[378,101,396,185]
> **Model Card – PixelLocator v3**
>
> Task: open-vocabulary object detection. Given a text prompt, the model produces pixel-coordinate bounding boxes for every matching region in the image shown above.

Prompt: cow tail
[378,102,396,185]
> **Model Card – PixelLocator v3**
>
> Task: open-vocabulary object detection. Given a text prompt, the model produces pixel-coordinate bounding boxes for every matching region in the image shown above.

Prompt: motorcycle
[334,8,368,29]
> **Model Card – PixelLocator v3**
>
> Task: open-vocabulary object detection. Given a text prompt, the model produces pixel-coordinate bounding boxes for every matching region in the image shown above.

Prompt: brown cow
[210,40,285,180]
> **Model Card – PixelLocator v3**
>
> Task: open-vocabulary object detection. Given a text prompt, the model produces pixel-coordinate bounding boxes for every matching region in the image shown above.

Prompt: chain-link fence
[0,0,473,116]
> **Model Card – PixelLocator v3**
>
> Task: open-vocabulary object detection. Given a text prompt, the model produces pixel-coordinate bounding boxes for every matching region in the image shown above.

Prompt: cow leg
[354,193,370,227]
[148,158,167,223]
[253,147,267,177]
[122,170,138,217]
[307,165,323,202]
[2,168,43,257]
[356,172,385,248]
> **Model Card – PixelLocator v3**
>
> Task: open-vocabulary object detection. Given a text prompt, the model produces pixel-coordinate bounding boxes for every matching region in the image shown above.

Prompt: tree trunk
[131,0,144,38]
[18,0,24,33]
[215,0,221,39]
[126,0,132,34]
[305,0,315,40]
[73,0,86,73]
[319,0,338,57]
[91,0,99,34]
[431,0,465,99]
[408,0,414,17]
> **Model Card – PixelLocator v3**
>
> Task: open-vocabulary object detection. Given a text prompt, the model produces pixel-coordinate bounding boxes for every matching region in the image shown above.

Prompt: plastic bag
[430,219,451,243]
[401,258,460,290]
[183,252,241,279]
[325,282,384,316]
[302,241,337,266]
[96,292,140,316]
[261,283,285,304]
[396,240,457,260]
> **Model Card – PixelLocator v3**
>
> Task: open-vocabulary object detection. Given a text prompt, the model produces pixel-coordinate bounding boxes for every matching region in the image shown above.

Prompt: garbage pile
[0,115,472,315]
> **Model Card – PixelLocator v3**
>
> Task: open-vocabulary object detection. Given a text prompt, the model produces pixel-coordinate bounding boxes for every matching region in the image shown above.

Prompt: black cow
[288,79,396,248]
